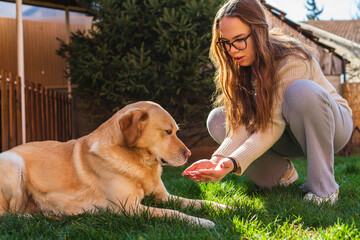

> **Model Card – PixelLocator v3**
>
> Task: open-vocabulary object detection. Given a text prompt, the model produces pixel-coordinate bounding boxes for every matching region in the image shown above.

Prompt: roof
[261,0,345,61]
[303,19,360,45]
[1,0,90,12]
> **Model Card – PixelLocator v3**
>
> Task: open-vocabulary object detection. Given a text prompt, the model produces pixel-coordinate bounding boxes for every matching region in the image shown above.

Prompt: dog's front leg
[153,189,229,211]
[130,203,215,228]
[166,194,229,210]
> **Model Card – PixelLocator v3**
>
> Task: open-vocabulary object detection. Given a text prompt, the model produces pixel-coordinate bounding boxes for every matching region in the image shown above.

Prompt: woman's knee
[283,79,328,116]
[207,107,226,144]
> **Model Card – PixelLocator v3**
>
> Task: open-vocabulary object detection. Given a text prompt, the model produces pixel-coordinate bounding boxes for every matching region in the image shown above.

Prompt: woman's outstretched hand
[182,156,235,182]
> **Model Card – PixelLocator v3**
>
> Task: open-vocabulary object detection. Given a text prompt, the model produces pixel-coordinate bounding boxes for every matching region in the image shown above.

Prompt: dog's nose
[184,149,191,158]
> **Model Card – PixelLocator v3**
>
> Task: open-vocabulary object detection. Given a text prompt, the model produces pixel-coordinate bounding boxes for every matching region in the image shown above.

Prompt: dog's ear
[119,109,149,147]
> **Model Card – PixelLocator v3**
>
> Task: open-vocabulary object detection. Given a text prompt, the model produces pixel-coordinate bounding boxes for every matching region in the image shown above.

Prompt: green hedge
[58,0,223,137]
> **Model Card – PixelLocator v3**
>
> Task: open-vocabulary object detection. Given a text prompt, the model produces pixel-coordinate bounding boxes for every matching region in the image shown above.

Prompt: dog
[0,101,227,227]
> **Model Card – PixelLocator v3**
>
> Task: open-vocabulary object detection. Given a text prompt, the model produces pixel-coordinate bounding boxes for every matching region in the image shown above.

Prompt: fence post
[67,96,71,141]
[35,83,41,140]
[15,75,22,145]
[1,70,9,151]
[9,73,17,148]
[40,85,46,140]
[45,88,50,140]
[48,89,54,140]
[25,78,31,142]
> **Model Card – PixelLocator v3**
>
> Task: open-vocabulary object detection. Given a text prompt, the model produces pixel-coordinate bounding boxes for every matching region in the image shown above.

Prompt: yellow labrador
[0,101,227,227]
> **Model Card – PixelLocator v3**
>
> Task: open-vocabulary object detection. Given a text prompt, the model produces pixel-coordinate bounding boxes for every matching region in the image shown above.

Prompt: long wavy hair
[209,0,312,134]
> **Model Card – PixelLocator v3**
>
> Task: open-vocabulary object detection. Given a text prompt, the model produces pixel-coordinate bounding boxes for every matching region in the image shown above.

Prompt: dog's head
[118,102,191,166]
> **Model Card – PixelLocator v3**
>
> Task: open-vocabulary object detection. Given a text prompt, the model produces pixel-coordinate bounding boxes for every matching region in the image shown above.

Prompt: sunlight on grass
[198,181,265,210]
[0,156,359,239]
[318,220,360,239]
[232,215,316,239]
[232,214,360,239]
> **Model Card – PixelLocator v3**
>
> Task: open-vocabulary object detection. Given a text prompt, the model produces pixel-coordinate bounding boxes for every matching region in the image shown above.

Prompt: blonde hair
[209,0,312,133]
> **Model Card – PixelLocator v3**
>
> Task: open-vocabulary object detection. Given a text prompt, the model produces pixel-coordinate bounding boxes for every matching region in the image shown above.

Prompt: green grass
[0,156,359,239]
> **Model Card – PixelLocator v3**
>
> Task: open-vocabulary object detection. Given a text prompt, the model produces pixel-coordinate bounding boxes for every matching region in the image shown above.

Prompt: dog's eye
[165,130,172,135]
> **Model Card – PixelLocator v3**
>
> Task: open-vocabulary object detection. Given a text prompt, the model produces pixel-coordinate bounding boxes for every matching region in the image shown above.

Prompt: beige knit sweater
[213,55,352,175]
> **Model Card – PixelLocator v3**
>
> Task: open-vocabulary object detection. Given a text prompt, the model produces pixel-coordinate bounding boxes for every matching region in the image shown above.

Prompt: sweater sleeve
[213,56,312,174]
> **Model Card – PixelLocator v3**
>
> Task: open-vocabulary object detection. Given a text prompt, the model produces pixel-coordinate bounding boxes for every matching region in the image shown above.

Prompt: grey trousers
[207,80,353,197]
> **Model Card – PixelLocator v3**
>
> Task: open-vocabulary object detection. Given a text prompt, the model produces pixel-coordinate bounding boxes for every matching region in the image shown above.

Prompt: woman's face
[218,16,256,67]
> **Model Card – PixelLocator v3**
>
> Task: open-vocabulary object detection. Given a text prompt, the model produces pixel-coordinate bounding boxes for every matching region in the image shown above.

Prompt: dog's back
[0,139,106,214]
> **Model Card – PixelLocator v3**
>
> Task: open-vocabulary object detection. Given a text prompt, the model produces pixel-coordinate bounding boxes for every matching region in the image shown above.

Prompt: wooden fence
[1,69,72,151]
[342,82,360,147]
[0,17,90,89]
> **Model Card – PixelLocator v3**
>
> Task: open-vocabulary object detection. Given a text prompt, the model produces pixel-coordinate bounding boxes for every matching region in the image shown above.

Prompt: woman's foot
[304,190,339,205]
[278,160,298,186]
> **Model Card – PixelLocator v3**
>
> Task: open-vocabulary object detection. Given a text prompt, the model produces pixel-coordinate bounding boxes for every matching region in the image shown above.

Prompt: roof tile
[304,19,360,44]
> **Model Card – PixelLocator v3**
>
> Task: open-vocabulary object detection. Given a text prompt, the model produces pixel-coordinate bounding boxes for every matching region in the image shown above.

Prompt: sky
[0,1,90,24]
[266,0,359,21]
[0,0,358,22]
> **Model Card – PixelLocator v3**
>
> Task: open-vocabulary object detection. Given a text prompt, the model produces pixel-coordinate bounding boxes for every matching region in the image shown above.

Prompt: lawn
[0,156,359,239]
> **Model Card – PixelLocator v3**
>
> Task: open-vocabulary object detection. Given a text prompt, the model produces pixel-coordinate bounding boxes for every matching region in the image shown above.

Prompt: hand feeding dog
[0,101,228,227]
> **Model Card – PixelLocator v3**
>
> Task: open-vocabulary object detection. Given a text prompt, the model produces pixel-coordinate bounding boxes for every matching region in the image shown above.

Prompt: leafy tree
[58,0,222,144]
[305,0,324,20]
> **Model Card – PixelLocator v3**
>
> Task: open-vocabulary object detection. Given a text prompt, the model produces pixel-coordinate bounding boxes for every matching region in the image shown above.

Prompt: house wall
[326,75,341,93]
[265,11,343,84]
[0,17,88,89]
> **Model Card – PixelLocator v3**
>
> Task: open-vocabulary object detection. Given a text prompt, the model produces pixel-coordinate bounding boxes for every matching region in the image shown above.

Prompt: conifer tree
[305,0,324,20]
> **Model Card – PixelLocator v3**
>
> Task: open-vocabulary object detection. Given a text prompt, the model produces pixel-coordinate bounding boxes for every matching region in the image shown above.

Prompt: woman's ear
[119,109,148,147]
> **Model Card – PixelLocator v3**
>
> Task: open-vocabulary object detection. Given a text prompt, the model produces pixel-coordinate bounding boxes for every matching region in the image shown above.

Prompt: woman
[182,0,352,205]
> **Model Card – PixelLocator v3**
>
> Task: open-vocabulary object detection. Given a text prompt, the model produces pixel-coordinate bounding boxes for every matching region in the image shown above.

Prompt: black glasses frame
[216,33,251,52]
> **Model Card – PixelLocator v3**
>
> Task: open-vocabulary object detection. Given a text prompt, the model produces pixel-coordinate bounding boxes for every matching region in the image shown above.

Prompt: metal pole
[16,0,26,143]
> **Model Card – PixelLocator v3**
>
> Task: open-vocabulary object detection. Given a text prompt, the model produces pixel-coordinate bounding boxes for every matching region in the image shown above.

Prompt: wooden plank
[0,18,17,76]
[30,82,36,141]
[45,88,50,140]
[16,76,22,145]
[40,85,46,141]
[68,98,72,140]
[49,89,53,139]
[59,94,63,142]
[58,93,62,141]
[65,97,70,141]
[8,72,17,148]
[64,95,68,141]
[61,94,65,141]
[1,70,9,151]
[1,18,89,89]
[54,91,58,140]
[35,83,42,140]
[25,78,31,142]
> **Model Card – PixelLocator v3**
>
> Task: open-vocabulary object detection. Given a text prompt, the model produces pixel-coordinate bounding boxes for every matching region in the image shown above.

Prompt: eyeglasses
[216,33,251,52]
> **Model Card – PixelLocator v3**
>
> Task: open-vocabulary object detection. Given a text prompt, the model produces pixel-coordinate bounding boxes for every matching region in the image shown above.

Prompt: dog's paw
[212,202,232,210]
[188,216,215,228]
[197,218,215,228]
